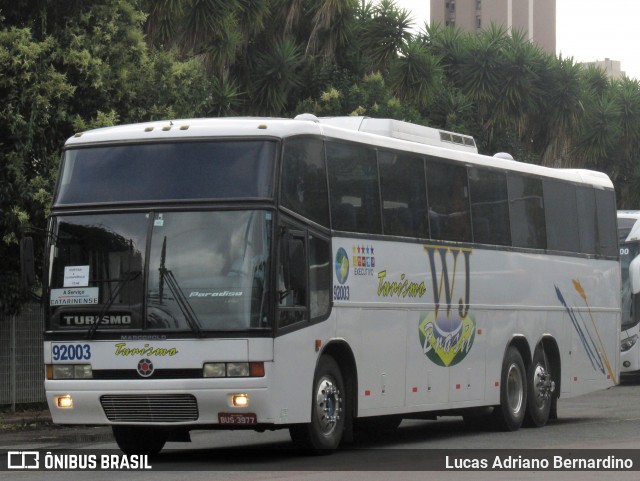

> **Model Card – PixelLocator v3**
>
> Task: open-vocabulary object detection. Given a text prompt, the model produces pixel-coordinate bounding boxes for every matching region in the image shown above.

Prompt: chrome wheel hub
[532,364,555,407]
[506,362,524,415]
[314,377,342,435]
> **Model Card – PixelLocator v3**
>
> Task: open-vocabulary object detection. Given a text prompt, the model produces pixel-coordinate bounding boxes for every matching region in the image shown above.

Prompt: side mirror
[629,255,640,295]
[20,236,36,291]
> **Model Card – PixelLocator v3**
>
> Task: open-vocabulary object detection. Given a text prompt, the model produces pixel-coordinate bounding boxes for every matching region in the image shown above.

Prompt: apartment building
[430,0,556,54]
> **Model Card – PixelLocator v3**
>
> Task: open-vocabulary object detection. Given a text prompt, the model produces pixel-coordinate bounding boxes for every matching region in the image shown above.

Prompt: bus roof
[64,115,614,190]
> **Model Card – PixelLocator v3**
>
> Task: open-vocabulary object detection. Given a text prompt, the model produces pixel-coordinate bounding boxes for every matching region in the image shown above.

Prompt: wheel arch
[539,335,562,397]
[507,335,532,373]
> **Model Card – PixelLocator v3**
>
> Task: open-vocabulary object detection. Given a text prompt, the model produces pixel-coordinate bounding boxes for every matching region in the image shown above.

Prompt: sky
[393,0,640,80]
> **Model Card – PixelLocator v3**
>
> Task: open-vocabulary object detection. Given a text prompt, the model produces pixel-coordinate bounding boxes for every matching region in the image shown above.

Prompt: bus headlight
[226,363,250,377]
[203,363,226,378]
[203,362,264,378]
[47,364,93,380]
[621,334,638,352]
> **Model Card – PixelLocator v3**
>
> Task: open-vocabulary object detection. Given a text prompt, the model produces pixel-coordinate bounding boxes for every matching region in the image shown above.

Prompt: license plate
[218,413,257,425]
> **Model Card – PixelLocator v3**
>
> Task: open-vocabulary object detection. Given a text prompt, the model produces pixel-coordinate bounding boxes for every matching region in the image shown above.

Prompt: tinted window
[278,227,307,328]
[596,189,618,257]
[281,137,329,226]
[426,159,471,242]
[576,187,597,254]
[49,213,147,330]
[468,167,511,245]
[379,151,429,238]
[327,142,382,234]
[145,211,272,331]
[309,234,331,320]
[543,180,579,252]
[508,174,546,249]
[57,141,276,204]
[618,217,639,243]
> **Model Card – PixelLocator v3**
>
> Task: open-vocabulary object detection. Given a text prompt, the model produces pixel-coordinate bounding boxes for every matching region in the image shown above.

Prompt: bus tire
[492,346,527,431]
[524,347,554,427]
[290,356,345,452]
[112,426,167,455]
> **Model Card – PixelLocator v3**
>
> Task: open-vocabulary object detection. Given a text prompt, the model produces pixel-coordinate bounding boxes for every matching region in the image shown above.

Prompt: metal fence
[0,303,46,408]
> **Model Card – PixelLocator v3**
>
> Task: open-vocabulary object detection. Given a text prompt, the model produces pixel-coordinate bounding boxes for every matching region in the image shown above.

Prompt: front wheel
[289,356,346,452]
[112,426,167,455]
[492,346,527,431]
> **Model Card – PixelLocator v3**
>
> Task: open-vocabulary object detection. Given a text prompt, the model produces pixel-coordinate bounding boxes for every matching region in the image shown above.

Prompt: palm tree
[607,76,640,205]
[533,56,585,167]
[573,95,619,169]
[612,76,640,160]
[493,29,546,136]
[422,22,469,89]
[389,39,442,109]
[145,0,184,48]
[457,23,509,148]
[359,0,414,73]
[250,37,304,115]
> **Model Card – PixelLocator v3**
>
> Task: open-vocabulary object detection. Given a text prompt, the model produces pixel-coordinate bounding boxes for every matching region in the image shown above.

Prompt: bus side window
[595,189,618,257]
[327,141,382,234]
[576,187,597,254]
[281,137,330,227]
[426,159,471,243]
[543,179,579,253]
[278,227,307,328]
[468,167,511,246]
[508,174,546,249]
[379,150,429,239]
[309,234,331,320]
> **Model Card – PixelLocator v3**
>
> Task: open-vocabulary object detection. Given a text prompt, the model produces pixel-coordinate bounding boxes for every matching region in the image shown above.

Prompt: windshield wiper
[87,271,140,340]
[158,236,203,337]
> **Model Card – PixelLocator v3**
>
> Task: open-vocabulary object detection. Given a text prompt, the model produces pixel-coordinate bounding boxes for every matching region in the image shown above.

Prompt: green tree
[0,0,213,312]
[389,38,442,109]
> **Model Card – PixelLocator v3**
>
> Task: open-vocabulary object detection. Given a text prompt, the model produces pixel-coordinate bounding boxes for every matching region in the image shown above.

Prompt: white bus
[34,114,620,454]
[618,211,640,374]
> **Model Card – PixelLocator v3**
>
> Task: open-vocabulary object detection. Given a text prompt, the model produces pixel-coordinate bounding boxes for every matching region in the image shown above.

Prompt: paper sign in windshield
[50,288,99,306]
[64,265,89,287]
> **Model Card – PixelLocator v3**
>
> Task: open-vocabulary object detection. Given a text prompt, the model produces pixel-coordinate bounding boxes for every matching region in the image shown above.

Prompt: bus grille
[100,394,199,422]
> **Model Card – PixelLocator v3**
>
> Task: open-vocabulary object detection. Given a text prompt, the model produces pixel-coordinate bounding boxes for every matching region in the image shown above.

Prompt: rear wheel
[524,347,555,427]
[112,426,167,455]
[492,346,527,431]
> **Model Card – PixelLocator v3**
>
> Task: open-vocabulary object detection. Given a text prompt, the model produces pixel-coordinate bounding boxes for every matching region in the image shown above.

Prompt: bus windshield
[621,241,640,330]
[55,140,276,205]
[48,210,272,333]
